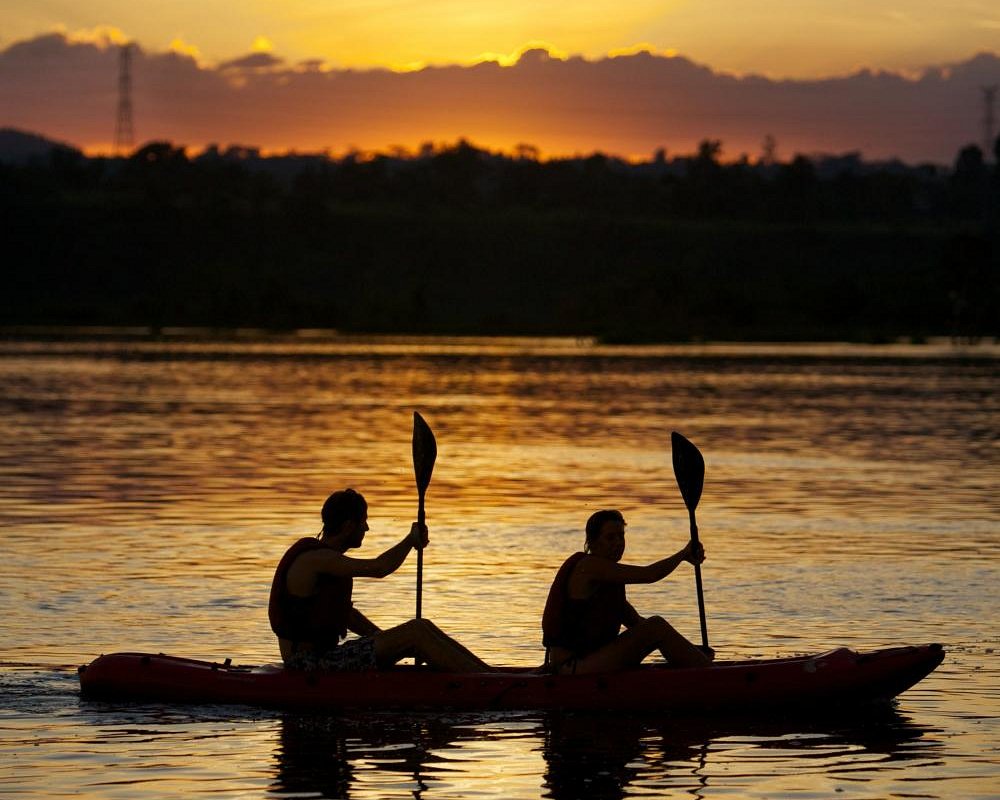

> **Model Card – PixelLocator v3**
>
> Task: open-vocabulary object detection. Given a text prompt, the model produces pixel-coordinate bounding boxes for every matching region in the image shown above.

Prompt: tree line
[1,136,997,342]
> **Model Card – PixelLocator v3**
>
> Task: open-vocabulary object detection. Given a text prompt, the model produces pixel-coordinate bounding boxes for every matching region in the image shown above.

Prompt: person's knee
[641,615,680,643]
[403,618,436,639]
[390,618,422,641]
[645,615,674,632]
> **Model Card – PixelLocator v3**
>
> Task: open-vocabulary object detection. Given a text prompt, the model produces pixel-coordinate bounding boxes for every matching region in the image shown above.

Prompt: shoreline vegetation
[2,131,997,344]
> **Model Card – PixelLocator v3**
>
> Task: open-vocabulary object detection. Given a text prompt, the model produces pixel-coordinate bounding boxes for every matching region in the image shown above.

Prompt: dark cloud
[0,32,997,162]
[219,52,285,71]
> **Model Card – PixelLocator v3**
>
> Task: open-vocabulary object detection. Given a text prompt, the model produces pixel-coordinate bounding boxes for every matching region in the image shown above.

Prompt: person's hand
[683,540,705,565]
[410,522,429,550]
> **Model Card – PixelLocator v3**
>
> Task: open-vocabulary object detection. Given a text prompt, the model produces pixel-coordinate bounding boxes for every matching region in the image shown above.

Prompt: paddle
[671,431,709,650]
[412,411,437,620]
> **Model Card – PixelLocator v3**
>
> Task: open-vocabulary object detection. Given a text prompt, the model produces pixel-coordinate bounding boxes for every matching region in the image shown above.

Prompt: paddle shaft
[688,507,709,649]
[416,491,426,619]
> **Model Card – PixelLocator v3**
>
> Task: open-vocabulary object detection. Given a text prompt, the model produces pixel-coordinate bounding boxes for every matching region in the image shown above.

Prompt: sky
[2,1,1000,160]
[4,0,1000,77]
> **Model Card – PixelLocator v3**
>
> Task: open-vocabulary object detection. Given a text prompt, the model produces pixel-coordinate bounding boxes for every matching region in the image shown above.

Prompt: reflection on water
[269,706,948,800]
[276,715,356,799]
[540,708,943,800]
[0,338,997,798]
[2,340,997,534]
[0,679,956,800]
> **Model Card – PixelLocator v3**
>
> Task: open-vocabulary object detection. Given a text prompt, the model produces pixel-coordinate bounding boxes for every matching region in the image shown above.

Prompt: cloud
[169,38,203,62]
[0,31,997,161]
[251,36,275,53]
[62,25,131,48]
[295,59,329,73]
[219,52,285,71]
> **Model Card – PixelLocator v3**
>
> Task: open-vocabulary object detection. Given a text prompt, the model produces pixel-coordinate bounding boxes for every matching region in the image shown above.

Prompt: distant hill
[0,128,80,164]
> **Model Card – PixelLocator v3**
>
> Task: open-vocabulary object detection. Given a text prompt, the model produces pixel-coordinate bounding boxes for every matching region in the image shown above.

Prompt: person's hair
[321,489,368,535]
[584,509,626,551]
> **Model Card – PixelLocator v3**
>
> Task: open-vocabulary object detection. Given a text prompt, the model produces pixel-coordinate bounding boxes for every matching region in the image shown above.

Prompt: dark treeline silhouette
[2,131,998,342]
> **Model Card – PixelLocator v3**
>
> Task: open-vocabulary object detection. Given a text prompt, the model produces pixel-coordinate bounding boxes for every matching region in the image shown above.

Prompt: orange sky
[3,1,999,77]
[1,3,999,162]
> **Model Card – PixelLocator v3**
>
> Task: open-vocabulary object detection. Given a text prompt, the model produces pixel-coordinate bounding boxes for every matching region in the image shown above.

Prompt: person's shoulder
[280,537,329,561]
[554,551,587,571]
[295,536,324,547]
[574,553,621,579]
[288,540,346,575]
[284,536,323,552]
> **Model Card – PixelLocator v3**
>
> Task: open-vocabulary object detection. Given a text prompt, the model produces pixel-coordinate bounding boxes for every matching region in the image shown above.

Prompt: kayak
[78,643,943,713]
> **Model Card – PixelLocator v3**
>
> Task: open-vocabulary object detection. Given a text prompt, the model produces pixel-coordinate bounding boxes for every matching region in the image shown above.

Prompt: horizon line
[50,134,958,168]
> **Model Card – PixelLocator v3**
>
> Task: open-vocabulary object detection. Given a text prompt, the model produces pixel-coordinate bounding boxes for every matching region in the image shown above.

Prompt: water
[1,336,997,798]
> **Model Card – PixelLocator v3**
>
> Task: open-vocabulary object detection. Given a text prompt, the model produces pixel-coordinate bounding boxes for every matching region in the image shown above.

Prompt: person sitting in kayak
[269,488,489,672]
[542,509,713,673]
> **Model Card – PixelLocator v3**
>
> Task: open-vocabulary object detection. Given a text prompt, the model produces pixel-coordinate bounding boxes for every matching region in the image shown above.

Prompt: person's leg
[566,616,710,674]
[373,619,489,672]
[419,619,489,667]
[647,615,713,667]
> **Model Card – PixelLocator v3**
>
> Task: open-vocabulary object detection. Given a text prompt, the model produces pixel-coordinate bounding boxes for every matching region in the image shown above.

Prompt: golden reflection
[267,708,940,799]
[274,713,545,799]
[0,338,996,671]
[1,338,997,798]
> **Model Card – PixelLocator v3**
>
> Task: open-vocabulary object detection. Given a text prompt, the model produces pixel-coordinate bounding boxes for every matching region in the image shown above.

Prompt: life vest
[542,551,627,655]
[268,537,353,647]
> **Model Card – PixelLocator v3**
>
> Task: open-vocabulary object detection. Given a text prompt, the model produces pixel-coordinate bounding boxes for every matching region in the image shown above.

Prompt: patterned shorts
[287,637,378,672]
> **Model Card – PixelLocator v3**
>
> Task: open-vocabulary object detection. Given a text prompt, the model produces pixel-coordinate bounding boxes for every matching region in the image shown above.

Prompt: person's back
[269,536,352,650]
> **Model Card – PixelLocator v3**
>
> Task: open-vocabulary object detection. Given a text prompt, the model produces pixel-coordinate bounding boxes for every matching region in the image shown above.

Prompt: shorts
[545,647,584,675]
[286,637,378,672]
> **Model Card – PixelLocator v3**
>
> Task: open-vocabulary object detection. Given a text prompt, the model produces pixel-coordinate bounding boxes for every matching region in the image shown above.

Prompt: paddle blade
[412,412,437,493]
[671,431,705,512]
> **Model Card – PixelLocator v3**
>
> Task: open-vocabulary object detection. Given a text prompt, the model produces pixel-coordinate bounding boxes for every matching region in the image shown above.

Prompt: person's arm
[292,524,426,583]
[580,540,704,586]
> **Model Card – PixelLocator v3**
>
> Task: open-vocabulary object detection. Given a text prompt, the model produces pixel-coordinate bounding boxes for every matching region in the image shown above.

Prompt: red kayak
[78,643,943,713]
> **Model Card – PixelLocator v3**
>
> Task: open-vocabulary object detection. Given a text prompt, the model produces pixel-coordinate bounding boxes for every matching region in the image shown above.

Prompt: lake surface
[1,336,997,798]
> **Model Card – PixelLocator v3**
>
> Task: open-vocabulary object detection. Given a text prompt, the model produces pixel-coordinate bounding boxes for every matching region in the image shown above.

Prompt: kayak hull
[78,643,944,713]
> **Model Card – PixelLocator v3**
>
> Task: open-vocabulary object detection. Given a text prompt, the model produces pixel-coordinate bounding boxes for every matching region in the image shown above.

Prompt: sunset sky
[4,0,999,76]
[2,1,1000,160]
